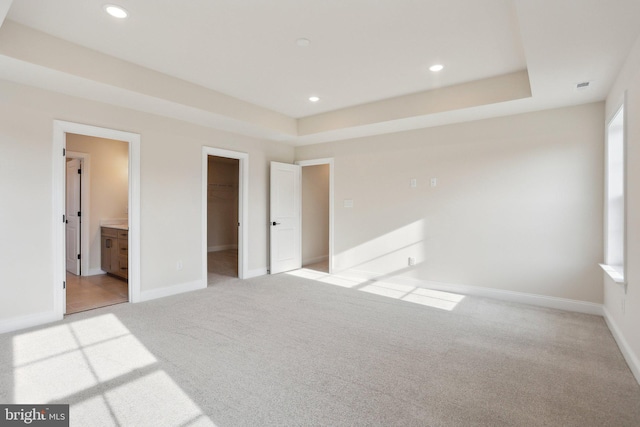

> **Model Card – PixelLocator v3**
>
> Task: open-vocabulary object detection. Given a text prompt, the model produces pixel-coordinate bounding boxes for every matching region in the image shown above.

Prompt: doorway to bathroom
[53,120,141,318]
[65,133,130,314]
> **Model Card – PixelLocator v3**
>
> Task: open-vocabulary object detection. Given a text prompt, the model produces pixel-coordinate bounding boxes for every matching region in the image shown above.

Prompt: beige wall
[0,78,293,324]
[604,33,640,380]
[302,164,329,265]
[296,102,604,303]
[66,134,129,273]
[207,156,239,250]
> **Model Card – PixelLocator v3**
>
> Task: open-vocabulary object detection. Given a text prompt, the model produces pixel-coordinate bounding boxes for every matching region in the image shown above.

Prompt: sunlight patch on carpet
[12,313,217,426]
[287,269,464,311]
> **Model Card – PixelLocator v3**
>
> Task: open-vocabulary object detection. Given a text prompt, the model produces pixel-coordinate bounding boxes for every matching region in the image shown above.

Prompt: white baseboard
[84,268,106,276]
[603,306,640,385]
[337,269,603,316]
[303,255,329,266]
[208,244,238,252]
[0,310,61,335]
[245,268,268,279]
[415,279,603,315]
[139,268,265,302]
[138,280,205,303]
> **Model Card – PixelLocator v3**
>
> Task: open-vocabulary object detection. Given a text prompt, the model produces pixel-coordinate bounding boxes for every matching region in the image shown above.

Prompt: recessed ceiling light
[104,4,128,19]
[429,64,444,72]
[296,38,311,47]
[309,96,320,102]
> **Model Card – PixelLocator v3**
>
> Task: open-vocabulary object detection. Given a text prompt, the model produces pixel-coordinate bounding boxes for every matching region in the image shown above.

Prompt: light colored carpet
[1,271,639,426]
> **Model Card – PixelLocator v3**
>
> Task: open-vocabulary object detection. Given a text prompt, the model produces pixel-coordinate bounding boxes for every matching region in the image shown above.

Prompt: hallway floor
[304,259,329,273]
[208,248,238,286]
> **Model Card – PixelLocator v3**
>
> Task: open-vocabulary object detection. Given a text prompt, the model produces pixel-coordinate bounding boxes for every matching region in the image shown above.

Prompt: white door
[270,162,301,274]
[66,158,81,275]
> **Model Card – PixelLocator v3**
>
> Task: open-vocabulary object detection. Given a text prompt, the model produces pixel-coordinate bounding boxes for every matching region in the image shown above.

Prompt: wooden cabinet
[101,227,128,280]
[117,230,128,280]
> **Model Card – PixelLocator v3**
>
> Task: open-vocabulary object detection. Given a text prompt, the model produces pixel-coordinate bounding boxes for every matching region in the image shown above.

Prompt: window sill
[600,264,626,284]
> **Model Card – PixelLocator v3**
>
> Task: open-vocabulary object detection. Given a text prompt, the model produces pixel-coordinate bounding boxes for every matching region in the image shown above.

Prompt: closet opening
[206,155,240,281]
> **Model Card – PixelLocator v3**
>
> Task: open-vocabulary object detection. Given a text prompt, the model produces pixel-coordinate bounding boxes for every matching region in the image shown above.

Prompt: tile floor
[66,272,128,314]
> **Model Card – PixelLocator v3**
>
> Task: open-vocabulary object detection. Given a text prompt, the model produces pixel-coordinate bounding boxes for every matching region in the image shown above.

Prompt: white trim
[599,263,626,285]
[85,268,107,276]
[54,120,141,318]
[303,255,329,265]
[245,267,268,279]
[138,280,205,303]
[202,147,249,282]
[603,306,640,385]
[338,270,603,315]
[0,311,60,335]
[296,158,334,274]
[66,151,91,276]
[208,244,238,252]
[604,94,627,288]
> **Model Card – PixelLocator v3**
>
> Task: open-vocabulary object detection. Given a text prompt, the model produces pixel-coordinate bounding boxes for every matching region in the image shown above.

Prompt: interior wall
[207,156,239,251]
[66,134,129,274]
[301,164,329,265]
[604,32,640,381]
[296,102,604,303]
[0,78,293,327]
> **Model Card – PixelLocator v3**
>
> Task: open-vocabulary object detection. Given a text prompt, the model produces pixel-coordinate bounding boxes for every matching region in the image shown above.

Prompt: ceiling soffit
[1,0,640,144]
[0,20,532,143]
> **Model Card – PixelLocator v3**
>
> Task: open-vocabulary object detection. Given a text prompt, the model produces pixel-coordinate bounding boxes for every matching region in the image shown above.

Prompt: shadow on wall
[334,219,427,275]
[312,217,467,310]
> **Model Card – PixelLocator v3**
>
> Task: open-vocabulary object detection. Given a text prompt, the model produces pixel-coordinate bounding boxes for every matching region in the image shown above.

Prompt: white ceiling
[1,0,640,144]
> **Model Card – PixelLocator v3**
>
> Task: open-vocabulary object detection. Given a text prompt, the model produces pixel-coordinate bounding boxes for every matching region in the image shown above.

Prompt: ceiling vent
[576,81,591,91]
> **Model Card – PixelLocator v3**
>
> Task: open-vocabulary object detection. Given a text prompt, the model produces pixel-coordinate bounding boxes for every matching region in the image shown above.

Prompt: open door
[270,162,301,274]
[65,158,81,275]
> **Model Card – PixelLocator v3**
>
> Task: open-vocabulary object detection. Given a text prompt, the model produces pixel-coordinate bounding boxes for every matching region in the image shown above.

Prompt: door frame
[66,152,91,276]
[202,146,249,281]
[296,158,334,274]
[53,121,141,317]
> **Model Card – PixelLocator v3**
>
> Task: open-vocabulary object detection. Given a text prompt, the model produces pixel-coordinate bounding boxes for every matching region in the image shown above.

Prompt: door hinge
[78,211,81,217]
[78,168,81,174]
[238,222,240,227]
[63,148,66,156]
[63,281,66,289]
[77,254,81,260]
[63,214,66,223]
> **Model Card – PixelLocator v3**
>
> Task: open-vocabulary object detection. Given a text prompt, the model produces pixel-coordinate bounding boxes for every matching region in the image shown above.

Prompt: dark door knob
[272,221,281,226]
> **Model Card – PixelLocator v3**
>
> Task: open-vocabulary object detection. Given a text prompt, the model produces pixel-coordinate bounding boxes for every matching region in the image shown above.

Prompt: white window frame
[600,95,627,288]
